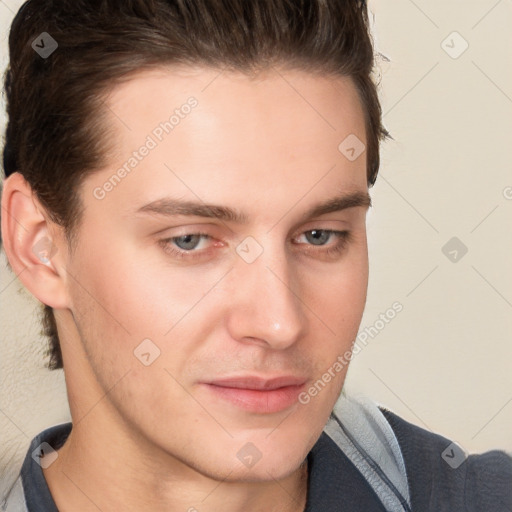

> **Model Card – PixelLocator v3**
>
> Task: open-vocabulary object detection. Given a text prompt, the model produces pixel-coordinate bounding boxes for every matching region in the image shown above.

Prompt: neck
[42,413,309,512]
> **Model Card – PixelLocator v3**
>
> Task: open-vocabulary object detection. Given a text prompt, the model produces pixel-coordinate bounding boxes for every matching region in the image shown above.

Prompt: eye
[294,229,351,258]
[298,229,338,245]
[159,232,216,260]
[172,233,208,251]
[295,229,349,246]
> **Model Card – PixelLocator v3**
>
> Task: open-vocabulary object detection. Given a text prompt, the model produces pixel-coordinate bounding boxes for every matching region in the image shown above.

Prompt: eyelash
[158,230,351,261]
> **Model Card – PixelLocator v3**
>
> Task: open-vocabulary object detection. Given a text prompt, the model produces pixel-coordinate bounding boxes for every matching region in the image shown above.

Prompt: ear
[1,172,70,309]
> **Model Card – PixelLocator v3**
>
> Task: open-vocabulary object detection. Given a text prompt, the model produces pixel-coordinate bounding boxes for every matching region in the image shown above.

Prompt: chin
[252,455,307,482]
[235,438,309,482]
[186,436,309,484]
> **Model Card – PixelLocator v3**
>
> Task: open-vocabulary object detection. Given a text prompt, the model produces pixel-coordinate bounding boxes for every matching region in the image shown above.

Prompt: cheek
[308,243,368,322]
[65,233,167,379]
[303,243,369,374]
[341,236,369,309]
[302,258,368,419]
[70,233,213,338]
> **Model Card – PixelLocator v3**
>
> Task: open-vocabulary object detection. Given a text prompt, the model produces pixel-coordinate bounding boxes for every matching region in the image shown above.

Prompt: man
[1,1,510,511]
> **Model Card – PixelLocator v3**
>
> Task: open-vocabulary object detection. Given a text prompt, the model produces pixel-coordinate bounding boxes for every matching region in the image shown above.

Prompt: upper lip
[205,375,307,390]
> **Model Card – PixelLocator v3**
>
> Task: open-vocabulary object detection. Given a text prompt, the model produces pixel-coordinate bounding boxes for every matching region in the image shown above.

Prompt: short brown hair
[2,0,389,370]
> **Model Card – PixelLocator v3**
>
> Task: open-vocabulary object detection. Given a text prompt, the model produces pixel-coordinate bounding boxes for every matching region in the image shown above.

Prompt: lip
[202,375,307,414]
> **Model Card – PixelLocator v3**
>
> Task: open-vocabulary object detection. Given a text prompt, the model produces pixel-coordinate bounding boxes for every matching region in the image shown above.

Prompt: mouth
[201,375,307,414]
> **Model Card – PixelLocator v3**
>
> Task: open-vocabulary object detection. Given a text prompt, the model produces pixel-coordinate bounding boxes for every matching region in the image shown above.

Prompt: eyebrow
[135,190,371,224]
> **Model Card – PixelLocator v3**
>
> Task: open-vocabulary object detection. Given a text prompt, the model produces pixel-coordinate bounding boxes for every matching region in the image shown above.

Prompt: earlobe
[1,172,70,309]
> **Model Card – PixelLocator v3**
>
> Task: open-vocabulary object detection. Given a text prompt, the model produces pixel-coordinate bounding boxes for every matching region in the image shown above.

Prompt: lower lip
[203,383,305,414]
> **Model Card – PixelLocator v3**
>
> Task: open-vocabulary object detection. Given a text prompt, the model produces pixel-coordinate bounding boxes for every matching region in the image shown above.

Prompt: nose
[226,239,307,350]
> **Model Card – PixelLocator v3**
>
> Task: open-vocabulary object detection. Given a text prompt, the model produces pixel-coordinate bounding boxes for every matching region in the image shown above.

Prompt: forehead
[83,66,368,221]
[103,65,366,155]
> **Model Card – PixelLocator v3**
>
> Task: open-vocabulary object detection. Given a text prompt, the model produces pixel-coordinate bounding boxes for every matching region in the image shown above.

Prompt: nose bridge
[227,235,306,349]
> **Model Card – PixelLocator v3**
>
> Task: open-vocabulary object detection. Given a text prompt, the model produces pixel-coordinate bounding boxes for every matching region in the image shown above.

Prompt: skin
[2,66,370,511]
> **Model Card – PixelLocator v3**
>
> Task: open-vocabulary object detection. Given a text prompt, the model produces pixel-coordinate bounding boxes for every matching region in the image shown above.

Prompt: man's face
[59,66,369,481]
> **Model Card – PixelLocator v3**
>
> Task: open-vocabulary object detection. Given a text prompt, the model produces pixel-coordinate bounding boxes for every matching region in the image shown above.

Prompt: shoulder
[2,422,72,512]
[380,407,512,512]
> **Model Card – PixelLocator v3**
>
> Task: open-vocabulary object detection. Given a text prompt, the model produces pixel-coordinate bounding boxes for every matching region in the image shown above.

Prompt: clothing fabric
[2,392,511,511]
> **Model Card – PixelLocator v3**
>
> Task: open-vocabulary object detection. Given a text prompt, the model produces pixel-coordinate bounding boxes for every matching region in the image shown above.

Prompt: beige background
[1,0,511,496]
